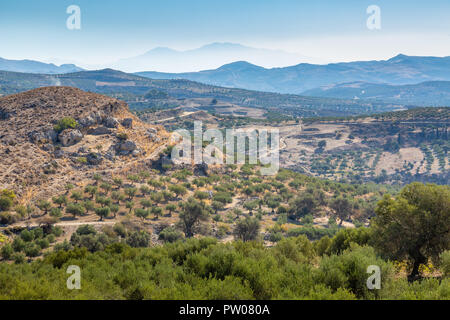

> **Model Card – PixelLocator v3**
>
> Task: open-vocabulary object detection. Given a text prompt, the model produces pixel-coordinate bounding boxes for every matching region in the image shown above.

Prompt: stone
[114,140,137,155]
[54,149,65,158]
[147,128,158,135]
[104,117,119,128]
[87,126,111,135]
[0,109,12,120]
[28,130,57,144]
[58,129,83,147]
[87,152,103,165]
[41,143,54,152]
[131,150,141,157]
[78,115,96,127]
[122,118,133,128]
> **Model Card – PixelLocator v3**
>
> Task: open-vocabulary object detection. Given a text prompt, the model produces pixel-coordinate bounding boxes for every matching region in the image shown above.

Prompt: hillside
[0,69,400,117]
[0,87,168,201]
[302,81,450,106]
[0,57,83,74]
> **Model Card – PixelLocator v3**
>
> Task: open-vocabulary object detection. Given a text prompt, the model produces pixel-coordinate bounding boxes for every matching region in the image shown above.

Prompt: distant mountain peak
[217,61,264,71]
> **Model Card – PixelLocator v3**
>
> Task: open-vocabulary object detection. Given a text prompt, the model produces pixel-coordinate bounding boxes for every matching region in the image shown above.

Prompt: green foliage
[440,251,450,278]
[53,117,78,133]
[158,227,184,243]
[126,231,150,248]
[233,217,260,242]
[372,183,450,280]
[178,198,209,238]
[316,245,393,299]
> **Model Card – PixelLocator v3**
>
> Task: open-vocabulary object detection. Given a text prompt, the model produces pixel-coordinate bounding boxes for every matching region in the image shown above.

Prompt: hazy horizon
[1,0,449,72]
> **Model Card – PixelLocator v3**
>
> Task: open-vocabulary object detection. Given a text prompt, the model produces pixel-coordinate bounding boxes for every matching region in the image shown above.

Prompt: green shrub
[440,250,450,278]
[20,230,34,242]
[126,231,150,248]
[1,243,13,260]
[53,117,78,133]
[158,227,183,243]
[24,242,41,257]
[12,252,25,264]
[0,196,13,212]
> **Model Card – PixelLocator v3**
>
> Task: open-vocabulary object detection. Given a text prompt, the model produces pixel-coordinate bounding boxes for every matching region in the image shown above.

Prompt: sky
[0,0,449,70]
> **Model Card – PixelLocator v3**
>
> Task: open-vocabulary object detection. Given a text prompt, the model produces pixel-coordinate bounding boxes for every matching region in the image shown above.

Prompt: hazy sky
[0,0,449,69]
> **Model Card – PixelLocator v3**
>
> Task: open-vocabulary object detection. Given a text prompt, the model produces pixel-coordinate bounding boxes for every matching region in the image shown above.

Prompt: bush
[440,250,450,278]
[76,225,97,236]
[24,242,41,257]
[0,196,13,212]
[316,245,393,299]
[12,252,25,264]
[36,238,50,249]
[54,117,78,133]
[52,226,63,237]
[158,227,184,243]
[20,230,34,242]
[0,212,17,225]
[287,226,338,241]
[1,243,13,260]
[12,238,25,252]
[126,231,150,248]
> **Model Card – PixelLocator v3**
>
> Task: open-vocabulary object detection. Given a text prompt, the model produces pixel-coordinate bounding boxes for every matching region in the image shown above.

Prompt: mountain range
[136,54,450,95]
[1,51,449,107]
[110,43,315,73]
[0,57,83,74]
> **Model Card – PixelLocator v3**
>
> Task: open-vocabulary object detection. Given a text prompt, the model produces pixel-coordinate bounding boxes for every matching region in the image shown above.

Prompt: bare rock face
[114,140,137,155]
[122,118,133,128]
[104,117,120,128]
[29,130,57,144]
[0,108,13,120]
[87,152,103,165]
[87,126,111,135]
[58,129,83,147]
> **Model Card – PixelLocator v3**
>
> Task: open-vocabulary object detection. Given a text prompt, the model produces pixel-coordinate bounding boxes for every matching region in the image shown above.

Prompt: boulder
[41,143,54,152]
[54,149,65,158]
[0,109,12,120]
[87,126,111,135]
[114,140,137,155]
[122,118,133,128]
[58,129,83,147]
[147,128,158,135]
[87,152,103,165]
[28,130,57,144]
[104,117,119,128]
[78,115,96,127]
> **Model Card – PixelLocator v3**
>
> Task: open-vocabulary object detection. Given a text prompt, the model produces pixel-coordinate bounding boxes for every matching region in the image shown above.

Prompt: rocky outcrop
[104,117,120,128]
[0,109,13,120]
[122,118,133,128]
[114,140,137,155]
[58,129,83,147]
[29,130,57,144]
[87,126,111,135]
[87,152,103,165]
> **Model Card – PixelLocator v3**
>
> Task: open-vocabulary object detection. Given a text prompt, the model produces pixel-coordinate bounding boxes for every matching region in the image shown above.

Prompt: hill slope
[0,69,402,118]
[0,87,167,200]
[302,81,450,106]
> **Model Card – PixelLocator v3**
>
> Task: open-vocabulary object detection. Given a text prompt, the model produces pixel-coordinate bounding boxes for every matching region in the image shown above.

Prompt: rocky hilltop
[0,87,168,200]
